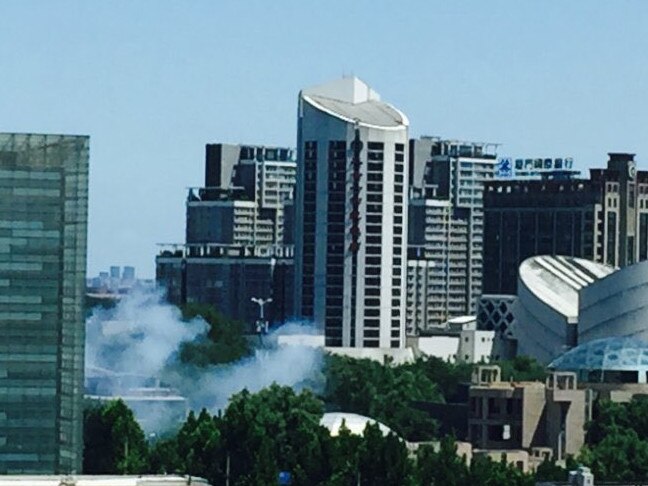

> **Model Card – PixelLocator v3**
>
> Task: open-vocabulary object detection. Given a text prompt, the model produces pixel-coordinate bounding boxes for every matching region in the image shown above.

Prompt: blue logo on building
[496,157,513,178]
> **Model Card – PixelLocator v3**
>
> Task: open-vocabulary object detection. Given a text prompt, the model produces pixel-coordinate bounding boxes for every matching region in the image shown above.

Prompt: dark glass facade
[0,133,89,473]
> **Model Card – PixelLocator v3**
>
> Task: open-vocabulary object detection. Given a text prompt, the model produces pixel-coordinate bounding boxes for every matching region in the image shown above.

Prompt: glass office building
[0,133,89,473]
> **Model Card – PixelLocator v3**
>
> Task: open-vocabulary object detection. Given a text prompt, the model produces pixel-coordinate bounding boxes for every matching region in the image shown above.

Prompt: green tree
[221,384,331,486]
[326,424,362,486]
[357,423,414,486]
[496,356,546,382]
[83,400,148,474]
[534,458,568,482]
[469,454,534,486]
[414,356,473,401]
[324,355,441,441]
[580,428,648,481]
[415,436,469,486]
[179,303,251,366]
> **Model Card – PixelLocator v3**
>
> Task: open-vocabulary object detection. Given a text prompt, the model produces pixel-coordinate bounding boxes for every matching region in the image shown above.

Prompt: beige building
[468,366,586,461]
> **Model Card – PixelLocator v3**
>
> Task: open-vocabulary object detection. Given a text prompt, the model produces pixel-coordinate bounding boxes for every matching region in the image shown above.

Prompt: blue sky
[2,1,648,277]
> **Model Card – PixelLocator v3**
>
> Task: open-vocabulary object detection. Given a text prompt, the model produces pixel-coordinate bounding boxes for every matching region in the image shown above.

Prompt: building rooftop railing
[187,186,251,202]
[157,243,294,259]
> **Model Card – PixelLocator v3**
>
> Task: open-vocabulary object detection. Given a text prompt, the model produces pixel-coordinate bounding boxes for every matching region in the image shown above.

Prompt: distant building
[407,137,498,332]
[156,243,294,325]
[484,153,648,294]
[156,143,296,325]
[294,77,409,348]
[407,316,496,363]
[87,266,150,296]
[0,133,89,473]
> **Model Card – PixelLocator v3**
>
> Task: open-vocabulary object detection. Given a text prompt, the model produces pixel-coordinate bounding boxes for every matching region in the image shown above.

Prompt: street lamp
[251,297,272,336]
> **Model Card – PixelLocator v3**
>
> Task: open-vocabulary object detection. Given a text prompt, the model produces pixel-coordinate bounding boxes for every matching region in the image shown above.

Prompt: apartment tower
[294,77,409,348]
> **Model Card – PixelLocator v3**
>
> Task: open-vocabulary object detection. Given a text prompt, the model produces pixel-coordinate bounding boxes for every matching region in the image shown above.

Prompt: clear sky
[2,1,648,278]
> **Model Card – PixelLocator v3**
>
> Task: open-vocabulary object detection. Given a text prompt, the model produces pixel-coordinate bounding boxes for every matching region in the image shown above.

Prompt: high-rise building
[197,143,296,245]
[294,77,409,348]
[157,143,296,324]
[483,153,647,294]
[0,133,89,473]
[407,138,498,332]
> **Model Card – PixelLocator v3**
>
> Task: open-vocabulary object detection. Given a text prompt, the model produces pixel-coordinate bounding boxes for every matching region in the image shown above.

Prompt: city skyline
[2,1,648,277]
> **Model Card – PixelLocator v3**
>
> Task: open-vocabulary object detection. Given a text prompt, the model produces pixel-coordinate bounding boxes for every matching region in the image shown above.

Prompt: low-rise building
[468,365,586,462]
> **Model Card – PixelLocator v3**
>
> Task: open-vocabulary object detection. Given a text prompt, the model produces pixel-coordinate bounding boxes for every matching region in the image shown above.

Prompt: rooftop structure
[300,77,407,128]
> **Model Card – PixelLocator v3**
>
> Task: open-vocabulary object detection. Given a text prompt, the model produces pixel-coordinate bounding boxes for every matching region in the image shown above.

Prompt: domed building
[319,412,394,437]
[549,336,648,385]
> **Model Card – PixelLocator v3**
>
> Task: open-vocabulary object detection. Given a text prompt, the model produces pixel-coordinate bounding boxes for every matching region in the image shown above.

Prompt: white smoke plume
[85,288,324,432]
[86,288,208,381]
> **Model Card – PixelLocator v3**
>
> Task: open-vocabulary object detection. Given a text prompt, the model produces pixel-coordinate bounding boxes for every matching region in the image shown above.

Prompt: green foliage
[469,454,534,486]
[178,303,251,366]
[83,399,148,474]
[579,397,648,481]
[413,356,473,401]
[414,437,534,486]
[357,423,414,486]
[149,408,225,484]
[534,458,568,482]
[222,384,331,486]
[324,354,442,441]
[496,356,547,382]
[415,436,469,486]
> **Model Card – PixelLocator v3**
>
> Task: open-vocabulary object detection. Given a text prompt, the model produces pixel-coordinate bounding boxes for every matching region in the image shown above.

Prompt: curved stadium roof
[549,337,648,372]
[518,255,615,319]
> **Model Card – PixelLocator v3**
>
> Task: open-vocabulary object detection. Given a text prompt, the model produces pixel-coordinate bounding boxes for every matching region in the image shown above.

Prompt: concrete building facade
[0,133,89,473]
[468,366,586,461]
[484,153,648,294]
[294,77,409,348]
[407,137,498,332]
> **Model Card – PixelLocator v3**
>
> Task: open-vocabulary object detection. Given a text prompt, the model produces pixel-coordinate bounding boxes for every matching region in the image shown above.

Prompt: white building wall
[514,279,574,364]
[458,329,495,363]
[416,336,460,362]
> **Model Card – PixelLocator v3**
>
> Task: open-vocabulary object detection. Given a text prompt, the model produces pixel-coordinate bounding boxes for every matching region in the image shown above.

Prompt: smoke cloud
[85,288,324,433]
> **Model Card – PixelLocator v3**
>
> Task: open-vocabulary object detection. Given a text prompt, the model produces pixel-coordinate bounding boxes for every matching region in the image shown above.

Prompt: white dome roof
[320,412,393,437]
